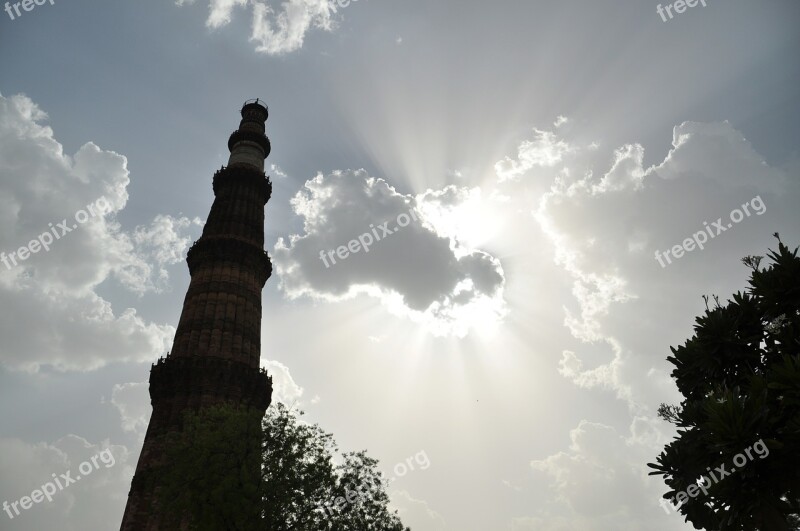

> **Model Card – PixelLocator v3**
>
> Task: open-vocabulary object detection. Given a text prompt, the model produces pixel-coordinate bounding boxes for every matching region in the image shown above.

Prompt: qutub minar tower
[121,100,274,529]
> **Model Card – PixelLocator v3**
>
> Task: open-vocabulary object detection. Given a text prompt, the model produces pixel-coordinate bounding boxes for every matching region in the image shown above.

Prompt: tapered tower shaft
[121,100,274,530]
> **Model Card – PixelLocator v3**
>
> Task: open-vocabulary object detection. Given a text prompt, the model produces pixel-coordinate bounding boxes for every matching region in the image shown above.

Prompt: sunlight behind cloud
[273,170,507,337]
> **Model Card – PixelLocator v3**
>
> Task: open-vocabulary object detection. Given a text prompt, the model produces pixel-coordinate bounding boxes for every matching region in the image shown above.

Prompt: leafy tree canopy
[649,238,800,530]
[160,402,410,531]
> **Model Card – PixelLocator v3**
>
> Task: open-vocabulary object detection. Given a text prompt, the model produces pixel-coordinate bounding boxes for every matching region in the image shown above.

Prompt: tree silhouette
[649,237,800,530]
[158,403,264,530]
[158,402,409,530]
[261,403,408,531]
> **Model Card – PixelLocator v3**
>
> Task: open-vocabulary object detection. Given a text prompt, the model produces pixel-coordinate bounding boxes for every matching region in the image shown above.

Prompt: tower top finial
[228,99,271,169]
[242,98,268,117]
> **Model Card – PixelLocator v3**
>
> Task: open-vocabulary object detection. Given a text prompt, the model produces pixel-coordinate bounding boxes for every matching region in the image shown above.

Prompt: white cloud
[263,359,305,406]
[592,144,646,193]
[521,119,798,410]
[495,129,573,182]
[269,163,289,179]
[176,0,337,55]
[132,215,203,273]
[652,121,785,190]
[554,115,569,128]
[389,489,447,531]
[0,93,200,372]
[110,383,151,438]
[0,436,132,531]
[496,119,799,530]
[272,170,506,337]
[523,418,685,531]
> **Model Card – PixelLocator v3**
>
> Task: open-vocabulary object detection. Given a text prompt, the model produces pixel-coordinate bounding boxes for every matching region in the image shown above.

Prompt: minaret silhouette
[121,100,274,530]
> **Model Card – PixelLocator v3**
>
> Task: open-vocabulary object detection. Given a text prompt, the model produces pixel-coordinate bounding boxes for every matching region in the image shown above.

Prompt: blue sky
[1,1,799,529]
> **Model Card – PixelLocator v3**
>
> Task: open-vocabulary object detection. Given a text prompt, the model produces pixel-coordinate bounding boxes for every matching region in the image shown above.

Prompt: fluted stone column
[121,100,274,530]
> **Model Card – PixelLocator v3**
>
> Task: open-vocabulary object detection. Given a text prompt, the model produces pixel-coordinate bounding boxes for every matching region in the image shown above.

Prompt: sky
[0,0,799,529]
